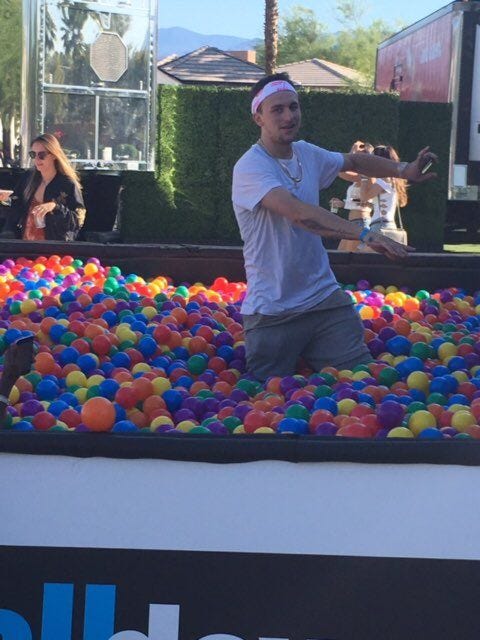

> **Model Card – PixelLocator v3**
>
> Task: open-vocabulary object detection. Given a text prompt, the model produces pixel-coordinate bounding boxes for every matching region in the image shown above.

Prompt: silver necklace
[257,140,303,184]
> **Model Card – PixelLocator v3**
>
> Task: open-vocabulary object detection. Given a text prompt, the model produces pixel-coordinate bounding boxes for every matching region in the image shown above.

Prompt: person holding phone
[330,140,375,252]
[0,336,34,427]
[0,133,86,241]
[359,144,408,233]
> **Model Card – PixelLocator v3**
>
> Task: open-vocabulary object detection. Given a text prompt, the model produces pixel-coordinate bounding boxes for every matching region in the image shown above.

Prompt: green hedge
[121,86,450,248]
[299,90,399,212]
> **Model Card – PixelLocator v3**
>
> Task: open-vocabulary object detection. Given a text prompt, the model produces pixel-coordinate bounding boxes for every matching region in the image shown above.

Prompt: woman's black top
[5,170,86,241]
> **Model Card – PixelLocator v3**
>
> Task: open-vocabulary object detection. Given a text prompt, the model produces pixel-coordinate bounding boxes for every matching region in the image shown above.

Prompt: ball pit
[2,255,480,440]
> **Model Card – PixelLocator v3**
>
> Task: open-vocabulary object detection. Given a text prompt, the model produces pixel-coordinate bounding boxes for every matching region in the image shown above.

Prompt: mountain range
[158,27,260,60]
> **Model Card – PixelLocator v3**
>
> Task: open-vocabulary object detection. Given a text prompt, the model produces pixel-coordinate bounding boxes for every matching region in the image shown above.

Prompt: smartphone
[12,334,35,375]
[15,334,34,346]
[421,159,434,175]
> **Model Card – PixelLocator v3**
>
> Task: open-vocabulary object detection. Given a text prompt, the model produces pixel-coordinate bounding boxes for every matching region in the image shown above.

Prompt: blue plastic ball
[36,379,60,401]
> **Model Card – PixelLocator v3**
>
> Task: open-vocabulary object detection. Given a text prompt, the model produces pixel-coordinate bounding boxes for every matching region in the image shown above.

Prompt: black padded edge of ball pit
[2,432,480,466]
[1,239,480,291]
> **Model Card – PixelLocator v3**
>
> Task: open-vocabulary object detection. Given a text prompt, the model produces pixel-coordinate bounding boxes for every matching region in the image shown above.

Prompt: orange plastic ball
[81,397,116,432]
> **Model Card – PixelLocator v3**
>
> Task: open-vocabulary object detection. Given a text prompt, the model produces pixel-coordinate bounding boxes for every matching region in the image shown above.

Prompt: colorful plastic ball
[81,397,116,432]
[277,418,309,434]
[377,400,405,429]
[13,420,35,432]
[387,426,414,438]
[386,335,411,356]
[408,410,437,436]
[36,379,60,401]
[112,420,139,433]
[314,422,338,436]
[77,354,97,374]
[406,371,430,393]
[313,396,338,415]
[451,410,476,432]
[285,403,310,421]
[32,411,57,431]
[417,427,443,440]
[66,371,87,388]
[162,389,183,412]
[337,398,357,415]
[377,367,400,387]
[187,354,208,375]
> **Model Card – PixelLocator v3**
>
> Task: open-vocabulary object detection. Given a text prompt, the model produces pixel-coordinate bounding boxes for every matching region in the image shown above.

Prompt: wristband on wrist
[359,227,370,242]
[0,394,9,405]
[397,161,408,178]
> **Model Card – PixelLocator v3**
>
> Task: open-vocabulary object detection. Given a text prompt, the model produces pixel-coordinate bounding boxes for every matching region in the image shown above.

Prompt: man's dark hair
[250,72,293,100]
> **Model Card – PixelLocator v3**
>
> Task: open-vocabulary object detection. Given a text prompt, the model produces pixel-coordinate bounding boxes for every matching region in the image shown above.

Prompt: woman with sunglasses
[1,133,86,241]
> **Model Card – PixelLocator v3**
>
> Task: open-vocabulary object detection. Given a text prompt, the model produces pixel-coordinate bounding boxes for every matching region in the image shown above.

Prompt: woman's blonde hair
[25,133,82,202]
[373,144,408,207]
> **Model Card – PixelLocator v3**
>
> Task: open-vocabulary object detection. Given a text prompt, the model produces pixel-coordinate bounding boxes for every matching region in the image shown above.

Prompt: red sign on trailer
[376,11,454,102]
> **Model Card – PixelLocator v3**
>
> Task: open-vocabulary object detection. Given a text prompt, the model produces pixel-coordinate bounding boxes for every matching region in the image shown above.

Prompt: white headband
[251,80,297,114]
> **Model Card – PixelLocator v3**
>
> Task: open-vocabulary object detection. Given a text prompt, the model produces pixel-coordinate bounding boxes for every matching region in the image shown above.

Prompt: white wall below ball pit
[1,453,480,561]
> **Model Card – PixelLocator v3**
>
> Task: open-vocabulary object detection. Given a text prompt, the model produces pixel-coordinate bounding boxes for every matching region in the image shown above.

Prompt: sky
[158,0,452,39]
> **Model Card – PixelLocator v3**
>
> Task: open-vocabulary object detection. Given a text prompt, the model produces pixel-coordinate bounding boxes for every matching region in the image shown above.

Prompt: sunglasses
[29,150,50,160]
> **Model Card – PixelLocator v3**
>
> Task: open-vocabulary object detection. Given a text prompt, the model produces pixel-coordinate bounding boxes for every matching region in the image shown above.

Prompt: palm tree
[264,0,279,74]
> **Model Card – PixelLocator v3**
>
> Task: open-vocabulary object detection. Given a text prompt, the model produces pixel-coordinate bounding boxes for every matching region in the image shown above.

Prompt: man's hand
[0,190,13,202]
[363,230,415,261]
[401,147,438,183]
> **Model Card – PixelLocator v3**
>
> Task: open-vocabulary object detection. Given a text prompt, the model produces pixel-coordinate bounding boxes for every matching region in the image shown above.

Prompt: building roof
[157,46,265,86]
[276,58,365,88]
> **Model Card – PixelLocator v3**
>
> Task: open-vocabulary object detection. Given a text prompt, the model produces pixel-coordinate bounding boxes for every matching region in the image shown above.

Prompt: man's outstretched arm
[261,187,414,261]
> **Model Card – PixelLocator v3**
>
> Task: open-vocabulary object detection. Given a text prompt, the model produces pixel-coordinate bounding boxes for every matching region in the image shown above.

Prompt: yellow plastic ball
[448,403,468,413]
[150,415,174,430]
[438,342,458,360]
[233,425,246,434]
[451,410,476,432]
[152,377,172,395]
[352,370,371,381]
[66,371,87,388]
[20,299,37,314]
[359,306,374,320]
[132,363,151,374]
[451,370,469,384]
[84,263,99,277]
[142,306,157,320]
[254,427,276,434]
[74,387,88,403]
[387,427,414,438]
[337,398,357,415]
[176,420,196,433]
[86,374,105,388]
[406,371,430,393]
[408,410,436,436]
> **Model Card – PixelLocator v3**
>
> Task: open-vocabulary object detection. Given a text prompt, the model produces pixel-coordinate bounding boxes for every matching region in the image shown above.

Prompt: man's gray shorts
[243,294,372,381]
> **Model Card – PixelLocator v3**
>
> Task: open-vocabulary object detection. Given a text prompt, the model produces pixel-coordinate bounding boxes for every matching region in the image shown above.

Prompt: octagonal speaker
[90,32,128,82]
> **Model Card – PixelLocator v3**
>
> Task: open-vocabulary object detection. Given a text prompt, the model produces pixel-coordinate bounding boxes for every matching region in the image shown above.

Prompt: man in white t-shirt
[232,73,437,381]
